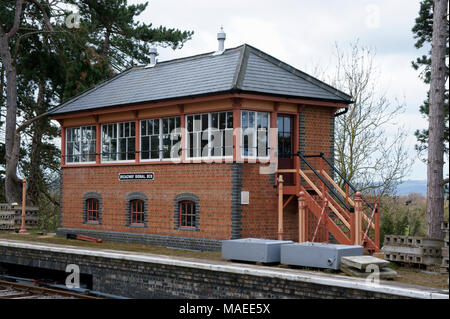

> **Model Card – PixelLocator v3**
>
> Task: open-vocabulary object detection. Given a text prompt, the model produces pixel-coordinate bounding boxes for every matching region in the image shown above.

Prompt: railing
[275,152,380,253]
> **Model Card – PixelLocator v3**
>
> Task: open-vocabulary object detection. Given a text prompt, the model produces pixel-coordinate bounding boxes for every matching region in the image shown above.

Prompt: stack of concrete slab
[280,242,363,270]
[0,205,39,231]
[382,235,443,266]
[340,255,397,280]
[222,238,293,263]
[441,221,449,274]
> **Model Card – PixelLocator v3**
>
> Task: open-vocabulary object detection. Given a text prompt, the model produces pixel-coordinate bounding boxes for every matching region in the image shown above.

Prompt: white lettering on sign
[118,172,154,181]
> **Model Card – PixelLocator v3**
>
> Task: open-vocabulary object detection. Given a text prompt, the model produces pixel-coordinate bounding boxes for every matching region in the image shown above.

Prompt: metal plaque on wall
[118,172,154,181]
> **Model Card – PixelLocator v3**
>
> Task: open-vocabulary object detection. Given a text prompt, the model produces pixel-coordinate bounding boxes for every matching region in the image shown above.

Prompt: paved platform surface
[0,239,448,299]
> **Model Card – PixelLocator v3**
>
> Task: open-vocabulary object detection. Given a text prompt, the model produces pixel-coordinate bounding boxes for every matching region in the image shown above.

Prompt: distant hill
[396,180,427,195]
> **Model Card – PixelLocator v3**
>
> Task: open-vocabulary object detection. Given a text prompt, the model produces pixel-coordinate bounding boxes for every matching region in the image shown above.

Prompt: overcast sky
[128,0,444,181]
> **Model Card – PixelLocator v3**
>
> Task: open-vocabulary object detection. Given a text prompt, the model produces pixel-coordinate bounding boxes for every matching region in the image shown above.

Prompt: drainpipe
[334,107,348,117]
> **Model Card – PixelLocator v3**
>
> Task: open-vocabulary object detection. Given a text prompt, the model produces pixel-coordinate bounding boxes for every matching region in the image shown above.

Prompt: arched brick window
[126,192,148,227]
[174,193,200,231]
[82,192,102,224]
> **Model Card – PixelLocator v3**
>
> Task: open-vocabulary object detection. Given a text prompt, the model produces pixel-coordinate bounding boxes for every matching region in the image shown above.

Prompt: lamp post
[18,178,28,234]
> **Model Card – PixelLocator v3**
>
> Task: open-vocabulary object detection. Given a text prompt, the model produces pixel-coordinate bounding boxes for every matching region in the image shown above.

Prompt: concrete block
[414,237,444,248]
[341,256,390,270]
[395,236,407,246]
[280,242,363,270]
[340,264,398,280]
[406,254,415,263]
[221,238,293,263]
[382,245,422,255]
[383,235,394,246]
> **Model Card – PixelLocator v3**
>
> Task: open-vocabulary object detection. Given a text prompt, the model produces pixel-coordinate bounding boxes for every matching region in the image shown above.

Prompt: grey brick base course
[56,227,222,251]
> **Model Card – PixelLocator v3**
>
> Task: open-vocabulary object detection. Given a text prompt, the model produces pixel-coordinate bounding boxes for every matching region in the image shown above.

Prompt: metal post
[375,198,380,251]
[278,175,284,240]
[19,179,28,234]
[298,191,306,242]
[354,191,363,246]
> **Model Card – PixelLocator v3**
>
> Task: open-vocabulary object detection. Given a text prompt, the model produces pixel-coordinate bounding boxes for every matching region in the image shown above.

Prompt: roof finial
[149,46,158,65]
[217,26,226,52]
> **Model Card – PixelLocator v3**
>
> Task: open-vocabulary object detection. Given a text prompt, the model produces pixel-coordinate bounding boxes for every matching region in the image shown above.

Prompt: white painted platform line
[0,239,448,299]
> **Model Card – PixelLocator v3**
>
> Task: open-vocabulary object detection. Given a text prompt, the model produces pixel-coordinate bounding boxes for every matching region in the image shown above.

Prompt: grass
[0,231,222,260]
[0,231,448,290]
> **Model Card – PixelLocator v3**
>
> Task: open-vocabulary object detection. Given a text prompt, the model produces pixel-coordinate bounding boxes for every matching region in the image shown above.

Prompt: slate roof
[50,44,352,115]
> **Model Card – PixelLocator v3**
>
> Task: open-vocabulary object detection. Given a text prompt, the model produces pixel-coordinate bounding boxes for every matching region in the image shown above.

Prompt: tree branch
[6,0,26,41]
[27,0,54,32]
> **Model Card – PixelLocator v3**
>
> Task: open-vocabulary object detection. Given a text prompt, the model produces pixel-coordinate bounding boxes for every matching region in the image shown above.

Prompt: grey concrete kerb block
[281,242,364,270]
[222,238,293,263]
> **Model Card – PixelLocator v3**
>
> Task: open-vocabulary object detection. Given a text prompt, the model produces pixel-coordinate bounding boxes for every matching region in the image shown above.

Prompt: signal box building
[50,38,375,251]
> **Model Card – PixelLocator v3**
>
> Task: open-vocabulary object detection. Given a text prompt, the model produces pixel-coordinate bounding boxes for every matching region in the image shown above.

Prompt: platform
[0,239,448,299]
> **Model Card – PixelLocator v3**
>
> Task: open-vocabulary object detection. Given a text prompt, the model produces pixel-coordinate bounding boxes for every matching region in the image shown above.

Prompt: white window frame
[101,121,136,163]
[241,110,270,160]
[140,116,181,162]
[65,125,97,165]
[185,112,234,160]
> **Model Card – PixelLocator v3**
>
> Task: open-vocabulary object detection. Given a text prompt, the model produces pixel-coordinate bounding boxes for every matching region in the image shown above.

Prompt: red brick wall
[61,163,233,240]
[302,106,335,185]
[239,164,300,241]
[240,164,278,239]
[60,105,335,243]
[303,106,334,156]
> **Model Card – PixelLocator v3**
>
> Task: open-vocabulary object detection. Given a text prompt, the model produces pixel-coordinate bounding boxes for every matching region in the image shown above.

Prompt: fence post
[298,191,306,242]
[354,191,363,246]
[19,179,28,234]
[278,175,284,241]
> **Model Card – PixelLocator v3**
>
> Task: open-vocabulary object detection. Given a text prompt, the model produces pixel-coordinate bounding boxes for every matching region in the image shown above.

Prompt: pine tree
[1,0,193,204]
[412,0,449,158]
[412,0,449,238]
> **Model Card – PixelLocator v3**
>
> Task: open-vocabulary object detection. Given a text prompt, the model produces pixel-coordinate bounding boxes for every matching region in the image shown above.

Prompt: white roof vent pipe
[213,27,226,55]
[145,46,158,68]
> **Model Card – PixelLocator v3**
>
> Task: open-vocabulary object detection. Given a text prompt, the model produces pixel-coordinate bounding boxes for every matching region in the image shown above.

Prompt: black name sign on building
[118,172,154,181]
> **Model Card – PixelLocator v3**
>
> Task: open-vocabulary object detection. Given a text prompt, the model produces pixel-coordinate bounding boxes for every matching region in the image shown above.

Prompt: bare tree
[426,0,448,239]
[319,41,412,196]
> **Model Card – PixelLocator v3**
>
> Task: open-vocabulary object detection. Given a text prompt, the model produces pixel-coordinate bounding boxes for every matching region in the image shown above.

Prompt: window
[141,116,181,161]
[125,192,148,227]
[82,192,102,224]
[241,111,269,158]
[174,193,200,230]
[210,111,233,157]
[86,198,99,222]
[277,115,292,158]
[102,121,136,162]
[66,126,96,163]
[186,112,233,159]
[130,199,145,224]
[179,201,196,228]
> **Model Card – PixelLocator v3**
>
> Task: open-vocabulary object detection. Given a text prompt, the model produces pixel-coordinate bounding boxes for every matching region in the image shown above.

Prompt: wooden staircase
[276,153,380,254]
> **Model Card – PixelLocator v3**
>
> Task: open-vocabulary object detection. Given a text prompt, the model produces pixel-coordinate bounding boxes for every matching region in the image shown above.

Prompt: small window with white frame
[241,111,269,158]
[66,126,96,164]
[101,121,136,162]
